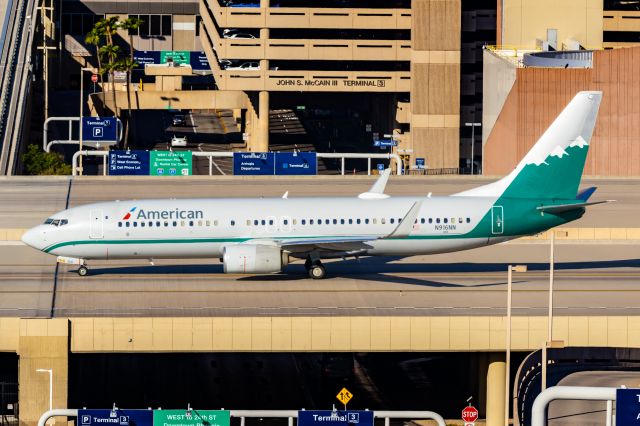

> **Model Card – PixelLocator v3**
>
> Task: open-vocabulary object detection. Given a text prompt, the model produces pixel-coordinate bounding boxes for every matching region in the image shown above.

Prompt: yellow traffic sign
[336,387,353,405]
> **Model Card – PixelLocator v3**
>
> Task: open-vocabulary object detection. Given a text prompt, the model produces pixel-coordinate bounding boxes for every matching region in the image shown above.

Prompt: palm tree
[99,43,121,116]
[117,16,143,148]
[85,24,106,107]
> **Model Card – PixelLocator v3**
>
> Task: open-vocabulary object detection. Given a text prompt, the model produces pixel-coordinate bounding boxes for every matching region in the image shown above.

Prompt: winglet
[358,168,391,199]
[282,191,289,199]
[384,201,422,238]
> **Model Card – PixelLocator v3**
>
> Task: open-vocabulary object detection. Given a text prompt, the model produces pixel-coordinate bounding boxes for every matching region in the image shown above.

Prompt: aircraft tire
[77,266,89,277]
[309,264,326,280]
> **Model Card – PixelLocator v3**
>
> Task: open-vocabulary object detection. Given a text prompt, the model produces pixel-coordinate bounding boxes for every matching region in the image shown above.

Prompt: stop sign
[91,74,98,83]
[462,406,478,423]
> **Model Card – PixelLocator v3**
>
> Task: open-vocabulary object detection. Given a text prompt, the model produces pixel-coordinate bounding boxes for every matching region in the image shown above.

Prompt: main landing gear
[304,256,326,280]
[77,265,89,276]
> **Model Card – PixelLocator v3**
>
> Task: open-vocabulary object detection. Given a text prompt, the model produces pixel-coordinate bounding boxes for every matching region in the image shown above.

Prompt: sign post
[336,387,353,410]
[461,406,478,426]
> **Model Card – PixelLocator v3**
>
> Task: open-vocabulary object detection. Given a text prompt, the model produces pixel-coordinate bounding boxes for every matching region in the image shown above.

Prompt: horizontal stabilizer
[536,200,612,214]
[385,201,422,238]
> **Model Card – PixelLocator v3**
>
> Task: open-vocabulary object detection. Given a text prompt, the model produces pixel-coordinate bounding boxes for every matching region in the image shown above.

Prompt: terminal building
[55,0,501,172]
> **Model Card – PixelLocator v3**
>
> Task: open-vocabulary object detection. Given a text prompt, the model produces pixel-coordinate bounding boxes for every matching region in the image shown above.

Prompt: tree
[22,145,72,175]
[85,23,106,107]
[116,16,143,149]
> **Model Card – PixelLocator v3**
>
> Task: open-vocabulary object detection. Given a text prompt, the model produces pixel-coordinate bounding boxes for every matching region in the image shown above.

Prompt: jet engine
[222,244,289,274]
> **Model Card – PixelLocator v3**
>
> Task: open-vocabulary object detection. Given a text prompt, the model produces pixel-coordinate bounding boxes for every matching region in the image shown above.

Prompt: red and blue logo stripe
[122,207,137,220]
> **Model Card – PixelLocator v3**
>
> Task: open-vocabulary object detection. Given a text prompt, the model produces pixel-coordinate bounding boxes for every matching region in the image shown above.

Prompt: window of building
[62,13,104,37]
[128,14,172,37]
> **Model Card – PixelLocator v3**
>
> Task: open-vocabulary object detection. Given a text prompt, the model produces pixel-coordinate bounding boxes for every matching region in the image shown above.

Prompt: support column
[18,319,69,426]
[486,353,506,426]
[257,90,269,152]
[257,20,270,152]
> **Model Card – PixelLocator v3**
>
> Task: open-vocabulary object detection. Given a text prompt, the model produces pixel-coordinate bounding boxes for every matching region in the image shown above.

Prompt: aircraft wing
[248,236,378,254]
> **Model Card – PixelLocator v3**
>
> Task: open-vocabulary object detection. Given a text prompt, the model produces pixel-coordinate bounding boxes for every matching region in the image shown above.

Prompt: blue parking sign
[617,389,640,425]
[78,410,152,426]
[82,117,118,142]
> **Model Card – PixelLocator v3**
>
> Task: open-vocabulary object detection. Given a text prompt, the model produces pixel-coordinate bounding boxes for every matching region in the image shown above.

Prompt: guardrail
[0,0,40,175]
[72,151,404,176]
[532,386,616,426]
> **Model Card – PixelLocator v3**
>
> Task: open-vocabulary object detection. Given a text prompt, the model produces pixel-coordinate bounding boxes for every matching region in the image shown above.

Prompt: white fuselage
[23,195,508,260]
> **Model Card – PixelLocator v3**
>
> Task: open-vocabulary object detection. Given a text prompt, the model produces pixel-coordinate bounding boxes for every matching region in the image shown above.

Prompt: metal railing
[532,386,617,426]
[38,409,445,426]
[72,151,404,176]
[0,0,39,174]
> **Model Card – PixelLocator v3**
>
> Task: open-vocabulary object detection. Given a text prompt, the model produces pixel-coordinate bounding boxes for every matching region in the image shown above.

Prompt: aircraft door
[89,209,104,239]
[491,206,504,235]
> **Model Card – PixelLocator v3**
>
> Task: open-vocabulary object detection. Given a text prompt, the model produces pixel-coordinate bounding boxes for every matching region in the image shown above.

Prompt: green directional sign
[153,410,230,426]
[150,151,193,176]
[161,50,190,65]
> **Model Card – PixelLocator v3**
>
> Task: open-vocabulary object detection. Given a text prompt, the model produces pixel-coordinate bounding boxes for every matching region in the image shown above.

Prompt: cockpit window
[44,218,54,224]
[51,219,60,226]
[59,219,68,226]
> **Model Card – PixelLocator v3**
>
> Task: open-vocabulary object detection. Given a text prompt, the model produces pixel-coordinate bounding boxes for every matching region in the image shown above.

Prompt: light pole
[79,67,94,176]
[505,264,527,426]
[464,122,481,175]
[36,369,52,414]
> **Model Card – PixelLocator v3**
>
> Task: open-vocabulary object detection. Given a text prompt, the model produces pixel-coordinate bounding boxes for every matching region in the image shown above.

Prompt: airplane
[22,91,608,279]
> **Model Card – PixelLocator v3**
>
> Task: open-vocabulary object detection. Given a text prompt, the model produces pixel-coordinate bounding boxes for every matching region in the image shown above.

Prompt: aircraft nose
[21,227,45,250]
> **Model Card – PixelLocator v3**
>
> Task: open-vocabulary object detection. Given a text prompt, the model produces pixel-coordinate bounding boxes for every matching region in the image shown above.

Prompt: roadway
[0,176,638,317]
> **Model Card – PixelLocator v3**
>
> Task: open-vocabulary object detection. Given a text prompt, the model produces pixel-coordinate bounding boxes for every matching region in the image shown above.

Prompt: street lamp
[36,369,53,413]
[79,66,96,176]
[505,264,527,426]
[464,122,481,175]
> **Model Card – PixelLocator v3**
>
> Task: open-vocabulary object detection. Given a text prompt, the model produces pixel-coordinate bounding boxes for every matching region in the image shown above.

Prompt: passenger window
[333,219,337,224]
[269,219,274,225]
[458,218,463,224]
[436,218,440,224]
[149,221,153,227]
[420,218,425,224]
[231,220,236,226]
[349,219,353,224]
[283,219,288,225]
[254,220,259,226]
[451,218,455,223]
[310,219,314,225]
[181,221,185,227]
[444,218,448,224]
[302,219,306,225]
[141,222,145,227]
[206,220,211,226]
[261,220,266,226]
[173,221,178,227]
[214,220,219,226]
[164,222,169,227]
[373,218,377,224]
[198,220,202,226]
[467,218,471,223]
[390,218,395,224]
[381,218,386,224]
[126,222,130,227]
[340,219,345,225]
[429,218,433,224]
[156,221,160,227]
[293,219,297,225]
[118,222,122,227]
